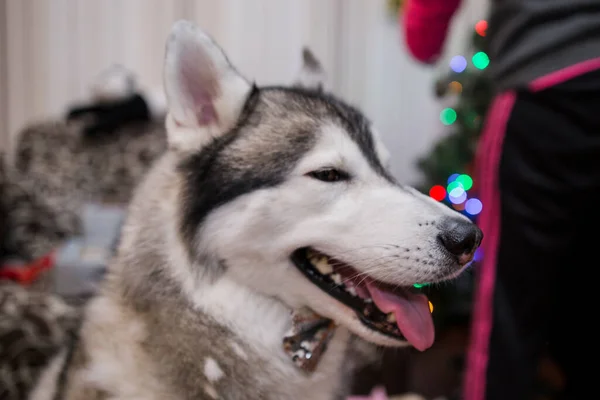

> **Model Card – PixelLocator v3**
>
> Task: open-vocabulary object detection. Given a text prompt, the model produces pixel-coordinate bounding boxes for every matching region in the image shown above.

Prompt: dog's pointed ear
[294,47,326,91]
[163,20,252,150]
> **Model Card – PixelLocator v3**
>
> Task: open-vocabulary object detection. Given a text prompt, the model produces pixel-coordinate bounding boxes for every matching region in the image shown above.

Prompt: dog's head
[163,21,482,351]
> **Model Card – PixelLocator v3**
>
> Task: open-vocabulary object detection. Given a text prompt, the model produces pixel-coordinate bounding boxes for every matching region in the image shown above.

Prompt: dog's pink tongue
[366,282,434,351]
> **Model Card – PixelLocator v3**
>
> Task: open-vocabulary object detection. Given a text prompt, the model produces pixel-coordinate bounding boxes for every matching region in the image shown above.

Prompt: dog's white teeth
[307,250,334,275]
[346,287,357,297]
[313,258,334,275]
[364,298,373,304]
[386,313,396,323]
[331,273,342,285]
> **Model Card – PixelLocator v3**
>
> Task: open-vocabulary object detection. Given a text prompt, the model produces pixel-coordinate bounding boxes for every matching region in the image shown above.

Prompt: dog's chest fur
[61,285,355,400]
[141,302,353,400]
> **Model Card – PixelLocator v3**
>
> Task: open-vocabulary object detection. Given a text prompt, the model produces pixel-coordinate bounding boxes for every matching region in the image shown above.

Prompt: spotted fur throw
[1,152,80,261]
[1,118,166,261]
[14,119,167,205]
[0,282,81,400]
[0,154,8,260]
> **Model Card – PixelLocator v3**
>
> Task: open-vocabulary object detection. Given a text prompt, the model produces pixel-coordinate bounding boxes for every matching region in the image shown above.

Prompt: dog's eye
[307,169,349,182]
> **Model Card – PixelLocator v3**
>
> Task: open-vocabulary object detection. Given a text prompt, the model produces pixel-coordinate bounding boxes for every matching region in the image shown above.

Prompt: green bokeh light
[440,108,457,125]
[456,174,473,191]
[472,51,490,70]
[447,181,462,192]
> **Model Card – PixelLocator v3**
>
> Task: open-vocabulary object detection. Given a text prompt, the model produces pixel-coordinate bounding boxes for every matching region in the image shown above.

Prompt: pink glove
[347,386,389,400]
[402,0,463,64]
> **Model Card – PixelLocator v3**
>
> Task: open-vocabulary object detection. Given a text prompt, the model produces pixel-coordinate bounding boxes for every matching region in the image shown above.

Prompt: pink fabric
[529,57,600,92]
[402,0,463,64]
[463,91,516,400]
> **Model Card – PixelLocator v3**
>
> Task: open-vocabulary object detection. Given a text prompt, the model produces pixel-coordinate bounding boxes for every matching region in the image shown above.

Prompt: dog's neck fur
[48,154,373,400]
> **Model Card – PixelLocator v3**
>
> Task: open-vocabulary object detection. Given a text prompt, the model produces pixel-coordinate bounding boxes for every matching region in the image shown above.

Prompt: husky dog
[32,20,482,400]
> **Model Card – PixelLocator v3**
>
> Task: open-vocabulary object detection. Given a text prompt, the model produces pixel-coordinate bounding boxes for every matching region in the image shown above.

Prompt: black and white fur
[31,21,480,400]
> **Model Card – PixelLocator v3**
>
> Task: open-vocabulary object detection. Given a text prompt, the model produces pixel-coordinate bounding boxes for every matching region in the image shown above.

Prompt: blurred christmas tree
[387,0,406,17]
[416,19,492,201]
[415,19,494,330]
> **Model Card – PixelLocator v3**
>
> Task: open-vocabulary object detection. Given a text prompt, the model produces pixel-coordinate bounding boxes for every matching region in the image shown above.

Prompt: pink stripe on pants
[462,91,516,400]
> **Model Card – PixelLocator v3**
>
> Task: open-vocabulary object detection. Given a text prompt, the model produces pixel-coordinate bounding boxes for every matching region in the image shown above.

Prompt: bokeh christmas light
[440,108,457,125]
[450,55,467,73]
[428,173,483,218]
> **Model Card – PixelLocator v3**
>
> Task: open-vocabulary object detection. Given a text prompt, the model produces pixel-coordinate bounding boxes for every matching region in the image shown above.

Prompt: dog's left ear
[294,47,326,91]
[163,20,252,151]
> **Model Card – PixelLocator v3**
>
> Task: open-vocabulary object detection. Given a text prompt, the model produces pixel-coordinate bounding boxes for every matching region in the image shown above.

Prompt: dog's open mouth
[291,248,435,351]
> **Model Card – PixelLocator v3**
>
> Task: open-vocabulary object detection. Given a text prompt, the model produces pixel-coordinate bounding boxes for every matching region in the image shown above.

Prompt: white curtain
[0,0,8,152]
[0,0,487,183]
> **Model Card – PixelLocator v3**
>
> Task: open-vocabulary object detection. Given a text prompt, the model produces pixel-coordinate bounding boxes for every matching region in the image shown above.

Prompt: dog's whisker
[321,248,405,262]
[340,262,400,285]
[328,255,397,271]
[320,244,400,256]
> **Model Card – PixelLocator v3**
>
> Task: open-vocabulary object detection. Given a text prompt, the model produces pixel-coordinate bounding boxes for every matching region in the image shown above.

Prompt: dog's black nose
[438,217,483,265]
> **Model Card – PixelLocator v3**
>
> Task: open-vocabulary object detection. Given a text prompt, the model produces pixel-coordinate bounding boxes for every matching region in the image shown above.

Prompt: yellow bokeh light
[449,80,463,94]
[429,301,434,313]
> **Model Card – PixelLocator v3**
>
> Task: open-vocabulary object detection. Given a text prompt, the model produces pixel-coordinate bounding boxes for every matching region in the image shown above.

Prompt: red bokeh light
[475,20,488,37]
[429,185,446,202]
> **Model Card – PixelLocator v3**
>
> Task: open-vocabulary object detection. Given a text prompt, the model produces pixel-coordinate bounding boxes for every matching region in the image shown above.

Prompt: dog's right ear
[163,20,252,151]
[294,48,327,91]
